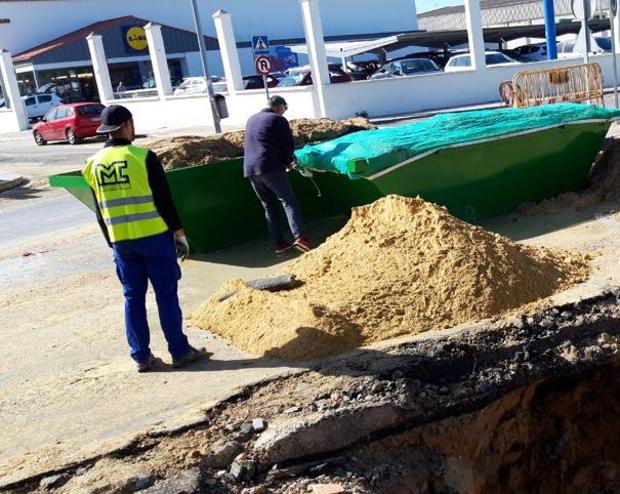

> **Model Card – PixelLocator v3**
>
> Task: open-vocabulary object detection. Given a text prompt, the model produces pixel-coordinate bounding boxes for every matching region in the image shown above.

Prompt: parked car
[32,102,104,145]
[444,51,519,72]
[23,93,64,120]
[345,61,381,80]
[278,65,352,86]
[242,74,280,90]
[511,44,548,62]
[173,76,227,95]
[557,37,611,58]
[369,58,442,80]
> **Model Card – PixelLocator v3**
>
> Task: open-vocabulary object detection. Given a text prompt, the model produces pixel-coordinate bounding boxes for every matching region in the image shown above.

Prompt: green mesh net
[294,103,620,178]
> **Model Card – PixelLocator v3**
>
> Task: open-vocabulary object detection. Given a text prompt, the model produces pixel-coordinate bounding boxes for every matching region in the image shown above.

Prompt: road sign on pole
[255,55,272,101]
[252,35,270,55]
[255,55,272,75]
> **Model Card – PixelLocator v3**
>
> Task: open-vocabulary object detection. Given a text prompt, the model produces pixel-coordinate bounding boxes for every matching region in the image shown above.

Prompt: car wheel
[33,130,47,146]
[66,128,82,145]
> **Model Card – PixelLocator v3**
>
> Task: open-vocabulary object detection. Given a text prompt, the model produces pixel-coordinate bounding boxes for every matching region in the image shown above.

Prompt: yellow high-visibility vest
[83,145,168,242]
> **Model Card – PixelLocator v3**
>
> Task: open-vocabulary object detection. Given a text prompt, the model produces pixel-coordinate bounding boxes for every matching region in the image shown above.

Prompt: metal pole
[543,0,558,59]
[612,10,619,107]
[190,0,222,134]
[263,74,270,101]
[582,0,590,63]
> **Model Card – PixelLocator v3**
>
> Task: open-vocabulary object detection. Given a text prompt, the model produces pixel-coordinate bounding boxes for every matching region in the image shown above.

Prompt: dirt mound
[150,117,375,170]
[191,195,589,361]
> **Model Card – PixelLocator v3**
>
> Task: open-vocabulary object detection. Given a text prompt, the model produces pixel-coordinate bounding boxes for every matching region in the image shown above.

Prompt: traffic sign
[252,35,270,55]
[255,55,272,75]
[612,0,617,16]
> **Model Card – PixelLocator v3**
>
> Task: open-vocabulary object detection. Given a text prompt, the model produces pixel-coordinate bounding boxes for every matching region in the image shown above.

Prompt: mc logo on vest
[96,161,131,190]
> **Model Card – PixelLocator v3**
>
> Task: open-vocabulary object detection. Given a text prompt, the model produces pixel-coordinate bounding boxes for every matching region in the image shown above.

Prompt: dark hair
[268,95,287,109]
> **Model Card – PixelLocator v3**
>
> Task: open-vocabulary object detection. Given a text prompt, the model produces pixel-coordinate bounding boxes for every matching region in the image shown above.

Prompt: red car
[33,102,104,145]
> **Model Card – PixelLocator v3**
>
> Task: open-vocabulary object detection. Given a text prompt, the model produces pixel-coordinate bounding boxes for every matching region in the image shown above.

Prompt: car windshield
[596,37,612,51]
[78,104,104,116]
[400,59,438,74]
[278,73,306,86]
[486,53,511,64]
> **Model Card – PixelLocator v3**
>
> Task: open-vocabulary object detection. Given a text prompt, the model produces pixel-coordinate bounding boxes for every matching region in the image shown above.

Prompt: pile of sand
[150,117,375,170]
[191,195,590,361]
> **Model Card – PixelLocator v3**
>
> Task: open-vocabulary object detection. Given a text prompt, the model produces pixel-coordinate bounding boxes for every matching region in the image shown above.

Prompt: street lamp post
[189,0,222,134]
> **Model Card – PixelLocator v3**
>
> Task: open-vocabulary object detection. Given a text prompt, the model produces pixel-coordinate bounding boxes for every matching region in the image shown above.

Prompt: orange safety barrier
[499,63,604,108]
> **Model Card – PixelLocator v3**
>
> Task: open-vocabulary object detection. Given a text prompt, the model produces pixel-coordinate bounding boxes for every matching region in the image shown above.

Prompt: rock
[254,404,412,464]
[140,468,201,494]
[239,423,254,440]
[204,440,244,469]
[229,457,257,482]
[39,473,70,490]
[252,418,267,432]
[230,461,245,481]
[110,473,155,493]
[309,484,346,494]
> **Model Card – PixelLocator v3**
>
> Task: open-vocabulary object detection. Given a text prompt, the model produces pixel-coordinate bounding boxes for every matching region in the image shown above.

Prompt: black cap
[268,95,287,108]
[96,105,133,134]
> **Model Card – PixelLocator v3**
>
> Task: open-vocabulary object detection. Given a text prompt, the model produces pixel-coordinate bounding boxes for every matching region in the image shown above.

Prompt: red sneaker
[293,236,313,253]
[273,241,292,254]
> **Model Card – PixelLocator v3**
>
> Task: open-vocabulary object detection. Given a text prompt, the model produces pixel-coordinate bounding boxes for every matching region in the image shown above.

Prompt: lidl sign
[122,26,148,53]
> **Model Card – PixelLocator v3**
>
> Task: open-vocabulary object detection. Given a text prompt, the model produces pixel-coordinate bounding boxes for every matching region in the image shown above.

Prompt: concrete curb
[0,176,28,193]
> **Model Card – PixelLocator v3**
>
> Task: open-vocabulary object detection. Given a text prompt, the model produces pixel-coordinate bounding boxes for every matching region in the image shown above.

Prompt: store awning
[288,35,400,59]
[288,18,612,57]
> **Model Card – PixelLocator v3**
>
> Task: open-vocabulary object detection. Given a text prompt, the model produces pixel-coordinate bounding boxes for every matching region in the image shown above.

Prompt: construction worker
[244,95,312,254]
[83,105,207,372]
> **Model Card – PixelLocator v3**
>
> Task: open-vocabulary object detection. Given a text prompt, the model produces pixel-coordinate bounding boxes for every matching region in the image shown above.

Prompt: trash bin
[214,94,229,119]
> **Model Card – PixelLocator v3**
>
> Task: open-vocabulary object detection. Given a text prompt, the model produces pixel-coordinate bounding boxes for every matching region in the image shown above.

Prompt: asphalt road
[0,127,209,248]
[0,190,93,249]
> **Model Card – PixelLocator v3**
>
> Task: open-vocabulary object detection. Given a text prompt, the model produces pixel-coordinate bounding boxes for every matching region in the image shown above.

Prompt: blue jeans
[112,231,190,363]
[249,170,306,244]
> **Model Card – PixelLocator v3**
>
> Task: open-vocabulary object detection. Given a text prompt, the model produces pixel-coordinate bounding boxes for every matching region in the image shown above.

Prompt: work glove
[175,235,190,262]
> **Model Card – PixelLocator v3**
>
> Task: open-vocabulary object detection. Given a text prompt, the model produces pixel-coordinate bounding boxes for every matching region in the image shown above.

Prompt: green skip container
[49,115,613,253]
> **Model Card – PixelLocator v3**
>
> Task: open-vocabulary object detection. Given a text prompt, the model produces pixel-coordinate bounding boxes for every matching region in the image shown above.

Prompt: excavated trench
[7,291,620,494]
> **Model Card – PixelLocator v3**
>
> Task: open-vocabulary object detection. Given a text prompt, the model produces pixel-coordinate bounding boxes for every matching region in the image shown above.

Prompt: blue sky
[416,0,462,13]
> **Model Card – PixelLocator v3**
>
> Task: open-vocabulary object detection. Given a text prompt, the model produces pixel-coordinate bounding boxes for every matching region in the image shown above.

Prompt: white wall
[0,109,22,133]
[111,85,317,132]
[0,0,418,55]
[118,94,215,131]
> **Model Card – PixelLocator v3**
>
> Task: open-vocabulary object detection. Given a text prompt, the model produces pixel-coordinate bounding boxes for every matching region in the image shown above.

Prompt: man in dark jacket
[244,96,312,254]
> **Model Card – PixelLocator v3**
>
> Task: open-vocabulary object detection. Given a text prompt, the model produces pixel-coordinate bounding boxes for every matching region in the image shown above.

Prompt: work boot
[273,240,292,254]
[136,353,157,373]
[293,236,313,253]
[172,346,211,369]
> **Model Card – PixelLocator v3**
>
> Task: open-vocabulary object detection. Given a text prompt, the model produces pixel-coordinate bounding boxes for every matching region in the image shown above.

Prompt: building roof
[418,0,577,17]
[13,15,218,64]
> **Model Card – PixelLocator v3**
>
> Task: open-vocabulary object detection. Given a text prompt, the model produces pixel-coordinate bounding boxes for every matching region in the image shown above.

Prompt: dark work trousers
[112,231,190,364]
[248,170,306,244]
